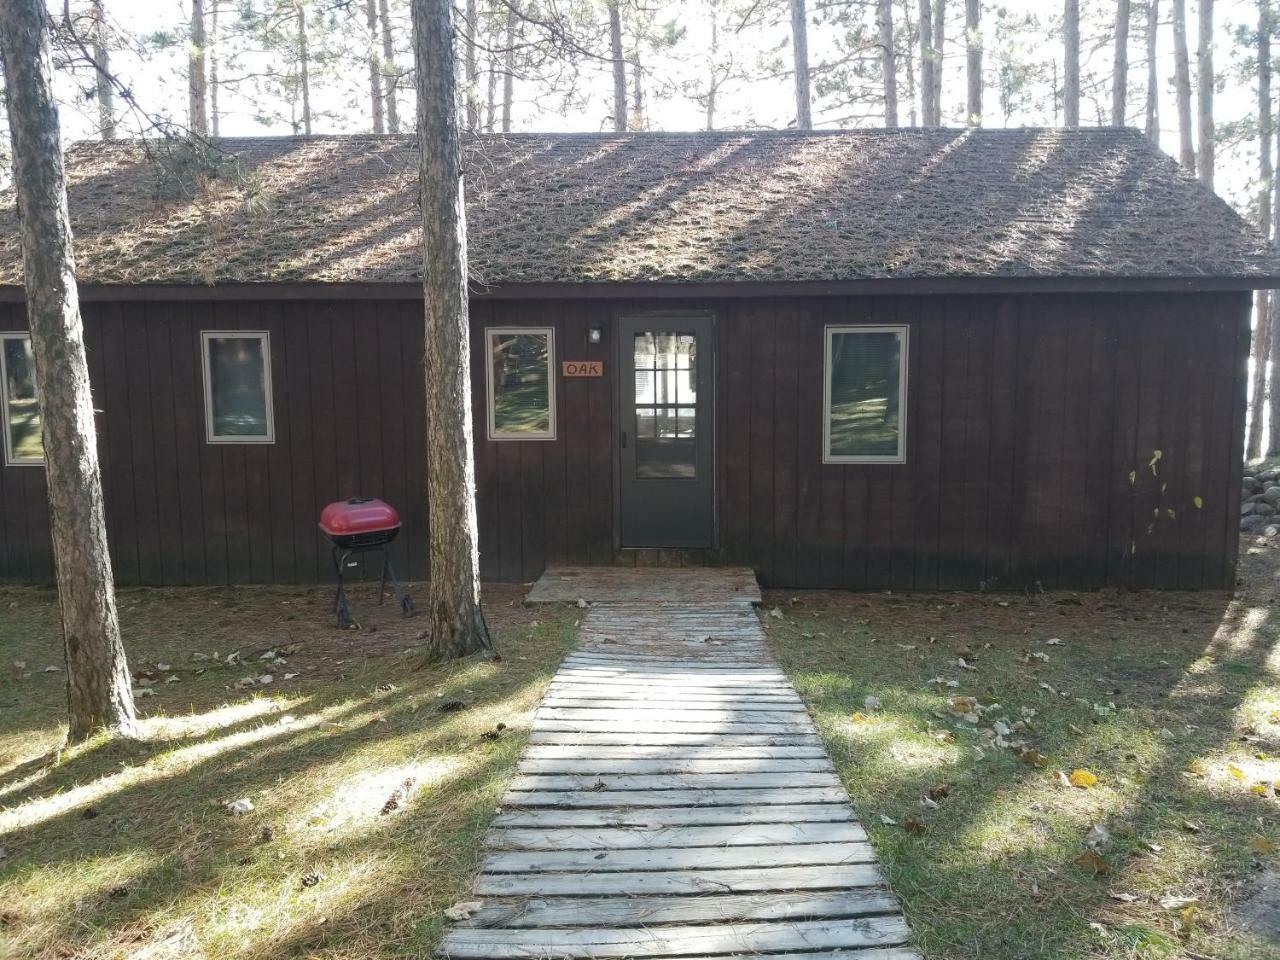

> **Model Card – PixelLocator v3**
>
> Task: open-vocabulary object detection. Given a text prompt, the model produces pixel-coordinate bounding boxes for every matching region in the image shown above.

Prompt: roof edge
[0,276,1271,303]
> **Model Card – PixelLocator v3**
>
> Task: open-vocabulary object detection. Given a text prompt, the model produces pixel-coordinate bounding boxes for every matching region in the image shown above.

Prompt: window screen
[824,326,907,462]
[487,328,555,440]
[201,332,274,442]
[1,334,43,465]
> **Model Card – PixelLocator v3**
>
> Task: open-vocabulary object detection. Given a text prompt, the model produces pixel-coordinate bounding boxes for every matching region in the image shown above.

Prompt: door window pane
[632,331,697,479]
[824,326,907,462]
[1,335,43,464]
[487,327,555,440]
[202,332,274,442]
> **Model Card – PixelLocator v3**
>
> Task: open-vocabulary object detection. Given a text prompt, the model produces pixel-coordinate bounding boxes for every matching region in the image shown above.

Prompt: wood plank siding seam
[437,570,919,960]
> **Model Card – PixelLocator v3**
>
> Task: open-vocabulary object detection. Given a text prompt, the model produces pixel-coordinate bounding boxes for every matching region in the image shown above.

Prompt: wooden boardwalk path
[440,575,918,960]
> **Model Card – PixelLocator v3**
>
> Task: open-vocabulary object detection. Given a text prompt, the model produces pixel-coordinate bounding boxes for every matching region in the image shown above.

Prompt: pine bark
[501,0,516,132]
[90,0,114,138]
[464,0,480,129]
[965,0,981,125]
[879,0,898,126]
[1112,0,1130,125]
[0,0,139,743]
[900,0,917,125]
[297,0,313,135]
[209,0,220,135]
[1196,0,1214,188]
[411,0,493,661]
[1064,0,1079,126]
[1173,0,1194,169]
[367,0,387,133]
[379,0,401,132]
[189,0,209,135]
[608,1,627,132]
[919,0,936,125]
[931,0,945,121]
[1250,0,1274,460]
[791,0,812,129]
[1145,0,1159,138]
[631,53,645,130]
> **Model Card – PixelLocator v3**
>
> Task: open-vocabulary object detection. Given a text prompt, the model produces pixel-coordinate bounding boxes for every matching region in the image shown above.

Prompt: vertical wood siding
[0,290,1249,589]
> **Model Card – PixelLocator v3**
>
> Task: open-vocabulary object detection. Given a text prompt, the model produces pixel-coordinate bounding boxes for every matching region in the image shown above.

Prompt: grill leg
[332,545,353,627]
[379,546,414,616]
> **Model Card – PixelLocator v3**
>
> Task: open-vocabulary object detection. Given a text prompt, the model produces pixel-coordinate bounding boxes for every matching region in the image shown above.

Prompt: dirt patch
[1231,867,1280,945]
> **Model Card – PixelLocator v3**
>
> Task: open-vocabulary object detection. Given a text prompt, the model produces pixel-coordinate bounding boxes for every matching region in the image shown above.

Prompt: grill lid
[319,497,403,537]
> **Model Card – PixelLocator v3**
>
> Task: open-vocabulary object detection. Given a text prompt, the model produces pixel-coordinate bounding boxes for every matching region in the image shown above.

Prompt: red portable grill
[318,497,414,627]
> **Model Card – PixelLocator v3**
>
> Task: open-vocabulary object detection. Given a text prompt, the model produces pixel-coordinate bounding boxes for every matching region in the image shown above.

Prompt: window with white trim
[486,327,556,440]
[201,331,274,443]
[823,325,908,463]
[1,333,43,466]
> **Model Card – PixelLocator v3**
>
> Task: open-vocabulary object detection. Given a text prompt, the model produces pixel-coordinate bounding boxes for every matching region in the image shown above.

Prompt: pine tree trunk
[1145,0,1159,138]
[1196,0,1214,188]
[1064,0,1079,126]
[189,0,209,135]
[501,0,515,132]
[0,0,139,744]
[706,12,719,130]
[297,0,312,135]
[900,0,917,125]
[485,60,498,132]
[90,0,114,138]
[379,0,401,132]
[879,0,898,126]
[791,0,812,129]
[919,0,936,125]
[631,53,644,130]
[932,0,945,122]
[209,0,220,136]
[608,1,627,132]
[965,0,981,125]
[367,0,387,133]
[464,0,480,129]
[1173,0,1194,170]
[1249,0,1273,460]
[1112,0,1130,125]
[411,0,493,662]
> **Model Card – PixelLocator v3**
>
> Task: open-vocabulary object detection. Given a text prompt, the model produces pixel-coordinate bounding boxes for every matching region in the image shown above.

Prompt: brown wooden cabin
[1,129,1277,590]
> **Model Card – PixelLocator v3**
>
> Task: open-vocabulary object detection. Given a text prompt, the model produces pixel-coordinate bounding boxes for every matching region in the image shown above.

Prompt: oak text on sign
[562,361,603,377]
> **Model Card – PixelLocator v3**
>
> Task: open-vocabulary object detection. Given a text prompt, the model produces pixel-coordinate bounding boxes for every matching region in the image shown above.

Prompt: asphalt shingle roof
[0,128,1276,287]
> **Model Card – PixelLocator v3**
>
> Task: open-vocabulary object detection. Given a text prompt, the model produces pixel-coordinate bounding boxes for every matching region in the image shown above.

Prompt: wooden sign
[562,361,603,378]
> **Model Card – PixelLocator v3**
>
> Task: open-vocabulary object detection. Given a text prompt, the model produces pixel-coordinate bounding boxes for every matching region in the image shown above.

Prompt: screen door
[618,314,715,548]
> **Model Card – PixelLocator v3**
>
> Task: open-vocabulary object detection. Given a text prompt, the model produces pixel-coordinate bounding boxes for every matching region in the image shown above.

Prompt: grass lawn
[0,581,577,960]
[767,541,1280,960]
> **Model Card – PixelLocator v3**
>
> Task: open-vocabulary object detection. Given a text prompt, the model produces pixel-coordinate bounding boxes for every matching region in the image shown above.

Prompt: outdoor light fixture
[588,325,603,344]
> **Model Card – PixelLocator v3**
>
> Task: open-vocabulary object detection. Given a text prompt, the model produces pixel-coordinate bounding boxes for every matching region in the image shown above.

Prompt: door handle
[620,431,628,449]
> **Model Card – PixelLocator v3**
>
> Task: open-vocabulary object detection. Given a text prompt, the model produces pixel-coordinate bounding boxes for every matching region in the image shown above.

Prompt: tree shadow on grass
[769,571,1279,959]
[0,610,577,960]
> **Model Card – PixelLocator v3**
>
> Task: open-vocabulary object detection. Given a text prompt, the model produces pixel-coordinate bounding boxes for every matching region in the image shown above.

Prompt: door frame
[611,309,718,552]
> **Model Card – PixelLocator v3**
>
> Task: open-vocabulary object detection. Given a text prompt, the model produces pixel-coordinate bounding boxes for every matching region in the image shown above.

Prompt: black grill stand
[330,538,414,628]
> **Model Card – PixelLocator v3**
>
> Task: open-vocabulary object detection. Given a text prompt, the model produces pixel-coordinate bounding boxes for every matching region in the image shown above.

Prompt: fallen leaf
[225,798,254,816]
[1108,892,1140,903]
[1074,849,1112,875]
[444,900,483,921]
[879,814,897,826]
[1085,823,1113,851]
[850,712,875,725]
[1159,896,1199,910]
[1180,819,1202,833]
[1249,835,1275,854]
[1227,763,1247,781]
[903,817,926,835]
[1069,769,1099,789]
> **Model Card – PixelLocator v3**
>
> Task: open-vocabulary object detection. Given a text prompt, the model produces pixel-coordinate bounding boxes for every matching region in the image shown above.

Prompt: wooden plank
[485,821,866,850]
[491,803,857,829]
[522,737,808,752]
[440,914,909,958]
[515,757,832,775]
[522,744,829,759]
[167,305,208,584]
[502,787,849,808]
[748,304,776,583]
[261,299,296,582]
[545,686,794,701]
[533,721,815,736]
[474,862,884,897]
[509,772,839,792]
[772,301,800,586]
[534,708,810,725]
[144,308,182,584]
[539,699,806,713]
[526,566,762,604]
[460,889,899,929]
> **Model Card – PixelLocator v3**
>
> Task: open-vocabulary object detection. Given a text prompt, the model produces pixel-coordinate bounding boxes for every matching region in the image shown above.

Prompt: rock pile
[1241,468,1280,535]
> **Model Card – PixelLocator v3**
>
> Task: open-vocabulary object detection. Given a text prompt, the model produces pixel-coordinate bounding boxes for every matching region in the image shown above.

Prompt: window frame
[200,330,276,445]
[485,326,557,442]
[822,323,909,465]
[0,332,43,467]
